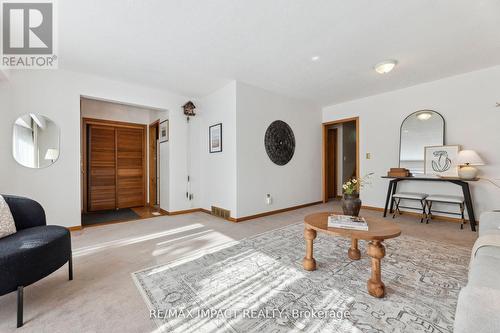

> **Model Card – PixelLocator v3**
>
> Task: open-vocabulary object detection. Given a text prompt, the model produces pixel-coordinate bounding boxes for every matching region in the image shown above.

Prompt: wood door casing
[117,127,146,209]
[321,117,359,203]
[148,122,158,207]
[88,125,116,211]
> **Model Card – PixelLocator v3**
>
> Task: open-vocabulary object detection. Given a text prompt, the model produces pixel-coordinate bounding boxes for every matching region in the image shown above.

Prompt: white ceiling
[60,0,500,106]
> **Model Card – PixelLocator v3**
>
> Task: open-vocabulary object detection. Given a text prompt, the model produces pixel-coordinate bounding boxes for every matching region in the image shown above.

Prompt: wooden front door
[85,119,146,212]
[116,127,145,209]
[88,125,116,211]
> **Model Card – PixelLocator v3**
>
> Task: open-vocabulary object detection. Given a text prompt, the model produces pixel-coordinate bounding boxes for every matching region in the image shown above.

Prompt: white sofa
[454,211,500,333]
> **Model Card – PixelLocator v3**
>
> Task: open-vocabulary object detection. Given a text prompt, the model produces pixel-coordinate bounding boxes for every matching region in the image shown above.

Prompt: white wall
[236,82,322,218]
[81,98,163,124]
[323,66,500,218]
[0,69,9,81]
[197,82,237,215]
[0,70,189,228]
[192,81,322,219]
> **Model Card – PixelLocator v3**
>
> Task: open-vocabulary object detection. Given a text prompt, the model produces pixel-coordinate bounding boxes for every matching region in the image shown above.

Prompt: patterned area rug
[133,223,470,333]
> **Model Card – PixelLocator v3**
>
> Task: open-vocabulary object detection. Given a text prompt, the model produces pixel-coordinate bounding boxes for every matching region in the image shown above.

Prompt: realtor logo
[1,0,57,68]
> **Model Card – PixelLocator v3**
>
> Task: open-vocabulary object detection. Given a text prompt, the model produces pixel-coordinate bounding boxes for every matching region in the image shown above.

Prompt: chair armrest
[3,195,46,230]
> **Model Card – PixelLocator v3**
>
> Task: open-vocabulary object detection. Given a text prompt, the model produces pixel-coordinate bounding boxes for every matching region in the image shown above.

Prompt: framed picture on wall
[159,120,169,143]
[209,123,222,153]
[424,145,460,177]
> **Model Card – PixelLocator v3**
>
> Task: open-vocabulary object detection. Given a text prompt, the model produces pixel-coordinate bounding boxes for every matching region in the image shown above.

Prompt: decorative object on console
[387,167,410,177]
[209,123,222,153]
[341,173,373,216]
[159,120,169,143]
[182,101,196,117]
[264,120,295,166]
[424,145,460,177]
[456,150,484,180]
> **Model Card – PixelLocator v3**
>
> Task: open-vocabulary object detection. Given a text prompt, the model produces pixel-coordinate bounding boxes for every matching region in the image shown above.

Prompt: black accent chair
[0,195,73,328]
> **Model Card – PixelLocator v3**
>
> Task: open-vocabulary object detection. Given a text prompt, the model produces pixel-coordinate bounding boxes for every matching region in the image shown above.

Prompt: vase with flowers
[341,173,374,216]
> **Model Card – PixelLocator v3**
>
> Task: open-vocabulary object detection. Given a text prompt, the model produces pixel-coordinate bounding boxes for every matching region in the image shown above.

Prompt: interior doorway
[322,117,359,203]
[326,127,338,200]
[149,120,160,208]
[80,97,167,227]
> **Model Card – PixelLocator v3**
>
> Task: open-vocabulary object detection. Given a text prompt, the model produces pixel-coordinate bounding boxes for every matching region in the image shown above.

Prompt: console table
[382,176,477,231]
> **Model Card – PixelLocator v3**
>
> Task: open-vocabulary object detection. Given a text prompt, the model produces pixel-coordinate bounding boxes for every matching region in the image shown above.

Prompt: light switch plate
[366,153,371,159]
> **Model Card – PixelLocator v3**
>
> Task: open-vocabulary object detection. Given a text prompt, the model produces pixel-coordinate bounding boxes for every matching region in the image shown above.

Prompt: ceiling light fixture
[374,60,397,74]
[416,111,433,121]
[311,56,320,62]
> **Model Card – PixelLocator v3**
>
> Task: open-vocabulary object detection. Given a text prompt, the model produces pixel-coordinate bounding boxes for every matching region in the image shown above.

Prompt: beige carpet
[133,222,470,332]
[0,201,477,332]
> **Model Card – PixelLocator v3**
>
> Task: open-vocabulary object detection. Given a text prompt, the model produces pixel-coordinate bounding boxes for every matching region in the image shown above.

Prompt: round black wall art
[264,120,295,166]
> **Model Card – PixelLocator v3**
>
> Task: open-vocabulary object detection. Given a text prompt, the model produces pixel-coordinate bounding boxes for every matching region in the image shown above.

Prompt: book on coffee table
[328,214,369,231]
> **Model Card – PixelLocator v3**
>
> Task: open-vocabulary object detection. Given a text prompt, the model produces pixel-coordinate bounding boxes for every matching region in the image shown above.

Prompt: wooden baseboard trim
[361,205,474,224]
[165,208,204,216]
[184,201,323,222]
[71,201,323,230]
[230,201,323,222]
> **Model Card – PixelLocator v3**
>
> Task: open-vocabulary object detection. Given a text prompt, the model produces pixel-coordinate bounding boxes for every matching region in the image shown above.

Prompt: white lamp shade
[44,148,59,160]
[456,150,484,166]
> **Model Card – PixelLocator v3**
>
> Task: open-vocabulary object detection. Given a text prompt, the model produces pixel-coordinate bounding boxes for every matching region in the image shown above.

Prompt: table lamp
[44,148,59,163]
[456,150,484,180]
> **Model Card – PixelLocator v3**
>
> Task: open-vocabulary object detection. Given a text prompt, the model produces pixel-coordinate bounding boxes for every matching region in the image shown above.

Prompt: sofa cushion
[0,225,71,296]
[0,195,16,239]
[454,286,500,333]
[479,212,500,237]
[468,254,500,290]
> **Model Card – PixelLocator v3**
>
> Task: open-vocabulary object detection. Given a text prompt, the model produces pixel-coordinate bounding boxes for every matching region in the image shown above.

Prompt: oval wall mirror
[399,110,444,175]
[12,114,60,169]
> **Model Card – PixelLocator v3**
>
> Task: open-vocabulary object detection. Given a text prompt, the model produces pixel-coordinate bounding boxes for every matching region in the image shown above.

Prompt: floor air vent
[211,206,230,219]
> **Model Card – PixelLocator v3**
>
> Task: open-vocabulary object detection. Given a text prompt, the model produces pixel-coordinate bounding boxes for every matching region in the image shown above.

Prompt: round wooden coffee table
[303,212,401,298]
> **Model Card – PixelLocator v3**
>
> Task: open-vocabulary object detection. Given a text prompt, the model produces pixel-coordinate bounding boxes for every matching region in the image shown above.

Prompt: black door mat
[82,208,140,226]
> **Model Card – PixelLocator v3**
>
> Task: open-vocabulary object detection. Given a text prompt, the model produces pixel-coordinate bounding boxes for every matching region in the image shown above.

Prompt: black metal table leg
[461,182,477,232]
[383,180,394,217]
[389,180,399,214]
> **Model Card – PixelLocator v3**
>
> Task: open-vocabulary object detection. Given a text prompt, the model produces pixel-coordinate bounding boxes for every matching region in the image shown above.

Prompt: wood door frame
[322,117,359,203]
[81,117,147,213]
[148,120,160,207]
